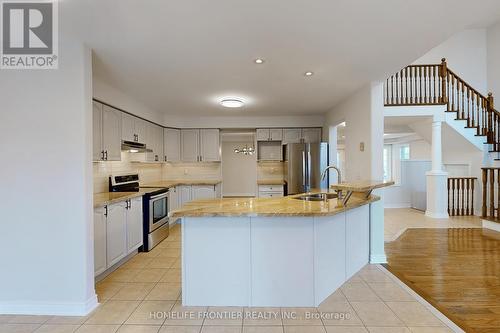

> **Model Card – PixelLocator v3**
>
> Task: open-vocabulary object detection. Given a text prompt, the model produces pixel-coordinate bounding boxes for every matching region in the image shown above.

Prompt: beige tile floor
[0,224,458,333]
[384,208,482,242]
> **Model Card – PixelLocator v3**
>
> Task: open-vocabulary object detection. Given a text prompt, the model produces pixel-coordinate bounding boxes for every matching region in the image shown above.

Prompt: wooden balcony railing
[447,177,477,216]
[482,168,500,221]
[385,58,500,151]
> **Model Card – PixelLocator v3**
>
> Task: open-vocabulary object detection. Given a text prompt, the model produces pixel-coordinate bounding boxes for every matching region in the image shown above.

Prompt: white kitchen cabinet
[192,185,216,200]
[126,197,143,254]
[256,128,283,141]
[93,207,107,276]
[106,201,128,267]
[178,185,192,207]
[93,102,121,161]
[101,106,122,161]
[146,123,164,162]
[92,102,103,161]
[181,129,220,162]
[164,128,181,162]
[258,184,284,198]
[345,204,370,279]
[200,129,220,162]
[181,129,200,162]
[122,113,148,144]
[302,128,322,143]
[282,129,302,144]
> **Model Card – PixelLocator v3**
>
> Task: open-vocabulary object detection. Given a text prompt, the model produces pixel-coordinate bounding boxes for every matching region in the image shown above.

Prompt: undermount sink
[293,193,338,201]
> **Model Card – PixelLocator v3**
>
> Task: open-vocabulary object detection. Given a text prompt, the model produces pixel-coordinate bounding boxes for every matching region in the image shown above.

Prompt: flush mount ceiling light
[304,71,314,77]
[254,58,264,64]
[220,98,244,108]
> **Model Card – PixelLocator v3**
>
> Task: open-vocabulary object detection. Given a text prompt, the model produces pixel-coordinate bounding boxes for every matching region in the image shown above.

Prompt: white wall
[221,142,257,197]
[414,29,488,95]
[487,21,500,99]
[0,42,96,315]
[324,82,384,181]
[169,115,325,129]
[410,140,432,160]
[93,76,166,126]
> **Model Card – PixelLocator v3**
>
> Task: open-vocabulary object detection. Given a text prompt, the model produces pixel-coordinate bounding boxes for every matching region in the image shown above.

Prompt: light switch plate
[359,142,365,151]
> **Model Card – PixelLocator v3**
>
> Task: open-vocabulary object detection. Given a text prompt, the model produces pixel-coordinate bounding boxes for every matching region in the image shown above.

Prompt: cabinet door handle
[164,156,167,162]
[104,205,108,217]
[104,151,108,160]
[101,150,105,160]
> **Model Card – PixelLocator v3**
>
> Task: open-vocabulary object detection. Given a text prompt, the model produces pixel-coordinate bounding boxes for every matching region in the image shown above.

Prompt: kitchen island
[171,182,391,307]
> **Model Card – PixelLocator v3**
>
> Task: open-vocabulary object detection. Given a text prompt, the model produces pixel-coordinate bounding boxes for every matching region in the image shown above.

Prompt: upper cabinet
[256,128,283,141]
[93,102,121,161]
[181,129,200,162]
[145,122,164,162]
[164,128,181,162]
[301,128,322,143]
[181,129,220,162]
[200,129,220,162]
[281,128,322,144]
[122,113,147,144]
[282,129,302,144]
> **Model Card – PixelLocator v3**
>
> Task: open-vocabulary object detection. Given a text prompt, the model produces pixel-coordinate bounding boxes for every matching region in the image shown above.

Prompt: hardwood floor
[384,228,500,333]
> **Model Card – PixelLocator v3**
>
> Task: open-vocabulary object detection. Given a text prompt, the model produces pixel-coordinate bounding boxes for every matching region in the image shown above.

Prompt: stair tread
[482,216,500,223]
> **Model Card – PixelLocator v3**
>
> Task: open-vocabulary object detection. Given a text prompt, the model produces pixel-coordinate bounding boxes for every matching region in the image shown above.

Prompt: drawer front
[258,185,284,192]
[258,191,284,198]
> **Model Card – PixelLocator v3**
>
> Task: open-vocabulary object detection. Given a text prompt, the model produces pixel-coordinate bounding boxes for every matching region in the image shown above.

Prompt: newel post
[482,168,487,218]
[488,92,494,144]
[440,58,448,103]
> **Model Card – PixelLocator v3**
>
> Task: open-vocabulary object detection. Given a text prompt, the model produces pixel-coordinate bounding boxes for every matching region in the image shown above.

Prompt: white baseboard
[482,219,500,232]
[0,294,99,316]
[384,203,411,209]
[370,253,387,264]
[425,211,449,219]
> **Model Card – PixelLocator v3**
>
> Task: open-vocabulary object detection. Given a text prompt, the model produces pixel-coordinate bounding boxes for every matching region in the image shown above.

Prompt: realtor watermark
[1,0,58,69]
[149,310,351,321]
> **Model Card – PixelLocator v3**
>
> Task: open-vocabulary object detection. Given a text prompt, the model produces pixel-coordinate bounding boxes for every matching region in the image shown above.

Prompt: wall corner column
[425,119,449,219]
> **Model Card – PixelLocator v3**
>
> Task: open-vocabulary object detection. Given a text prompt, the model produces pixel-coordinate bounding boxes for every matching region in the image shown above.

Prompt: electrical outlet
[359,142,365,152]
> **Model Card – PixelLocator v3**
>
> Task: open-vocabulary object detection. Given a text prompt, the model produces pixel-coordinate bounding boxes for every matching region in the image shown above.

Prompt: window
[400,145,410,160]
[383,145,392,181]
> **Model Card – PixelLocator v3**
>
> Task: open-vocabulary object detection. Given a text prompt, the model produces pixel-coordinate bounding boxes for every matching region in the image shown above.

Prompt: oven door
[149,191,169,232]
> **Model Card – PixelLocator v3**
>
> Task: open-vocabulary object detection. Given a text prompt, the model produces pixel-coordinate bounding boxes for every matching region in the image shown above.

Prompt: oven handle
[150,192,169,200]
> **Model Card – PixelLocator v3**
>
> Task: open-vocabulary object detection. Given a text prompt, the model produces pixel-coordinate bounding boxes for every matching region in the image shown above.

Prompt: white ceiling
[65,0,500,117]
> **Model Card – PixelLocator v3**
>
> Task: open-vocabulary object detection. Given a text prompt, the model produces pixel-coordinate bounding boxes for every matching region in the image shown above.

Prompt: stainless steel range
[109,174,170,251]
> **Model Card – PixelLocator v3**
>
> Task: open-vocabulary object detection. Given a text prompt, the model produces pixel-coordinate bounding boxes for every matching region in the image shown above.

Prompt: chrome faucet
[321,165,343,199]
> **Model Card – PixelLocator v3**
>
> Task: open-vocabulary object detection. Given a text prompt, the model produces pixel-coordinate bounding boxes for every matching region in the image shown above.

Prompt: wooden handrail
[448,177,476,216]
[385,58,500,152]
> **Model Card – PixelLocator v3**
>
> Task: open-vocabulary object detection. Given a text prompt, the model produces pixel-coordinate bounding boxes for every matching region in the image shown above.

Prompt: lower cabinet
[126,197,143,253]
[192,185,216,200]
[106,201,128,268]
[258,185,284,198]
[93,207,107,276]
[93,196,144,277]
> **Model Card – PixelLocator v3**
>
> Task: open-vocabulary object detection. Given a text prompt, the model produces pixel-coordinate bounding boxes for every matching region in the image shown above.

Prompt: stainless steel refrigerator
[284,143,329,195]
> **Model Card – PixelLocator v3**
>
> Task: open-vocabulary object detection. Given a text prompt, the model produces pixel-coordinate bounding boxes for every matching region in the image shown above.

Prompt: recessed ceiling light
[304,71,314,76]
[220,98,244,108]
[254,58,264,64]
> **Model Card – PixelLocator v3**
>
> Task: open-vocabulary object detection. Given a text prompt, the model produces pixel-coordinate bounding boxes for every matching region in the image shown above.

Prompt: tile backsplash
[93,153,222,193]
[93,153,163,193]
[162,162,221,181]
[257,161,284,180]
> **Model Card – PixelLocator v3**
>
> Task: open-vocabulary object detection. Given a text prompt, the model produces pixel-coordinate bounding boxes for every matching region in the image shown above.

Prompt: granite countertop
[141,179,222,188]
[170,189,379,218]
[94,191,148,208]
[330,180,395,192]
[257,179,286,185]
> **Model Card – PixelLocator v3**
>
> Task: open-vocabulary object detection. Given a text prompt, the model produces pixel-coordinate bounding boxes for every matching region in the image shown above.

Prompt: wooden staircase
[384,59,500,221]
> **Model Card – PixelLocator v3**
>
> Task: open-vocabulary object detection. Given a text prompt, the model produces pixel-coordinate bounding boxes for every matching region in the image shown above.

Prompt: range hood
[121,140,153,153]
